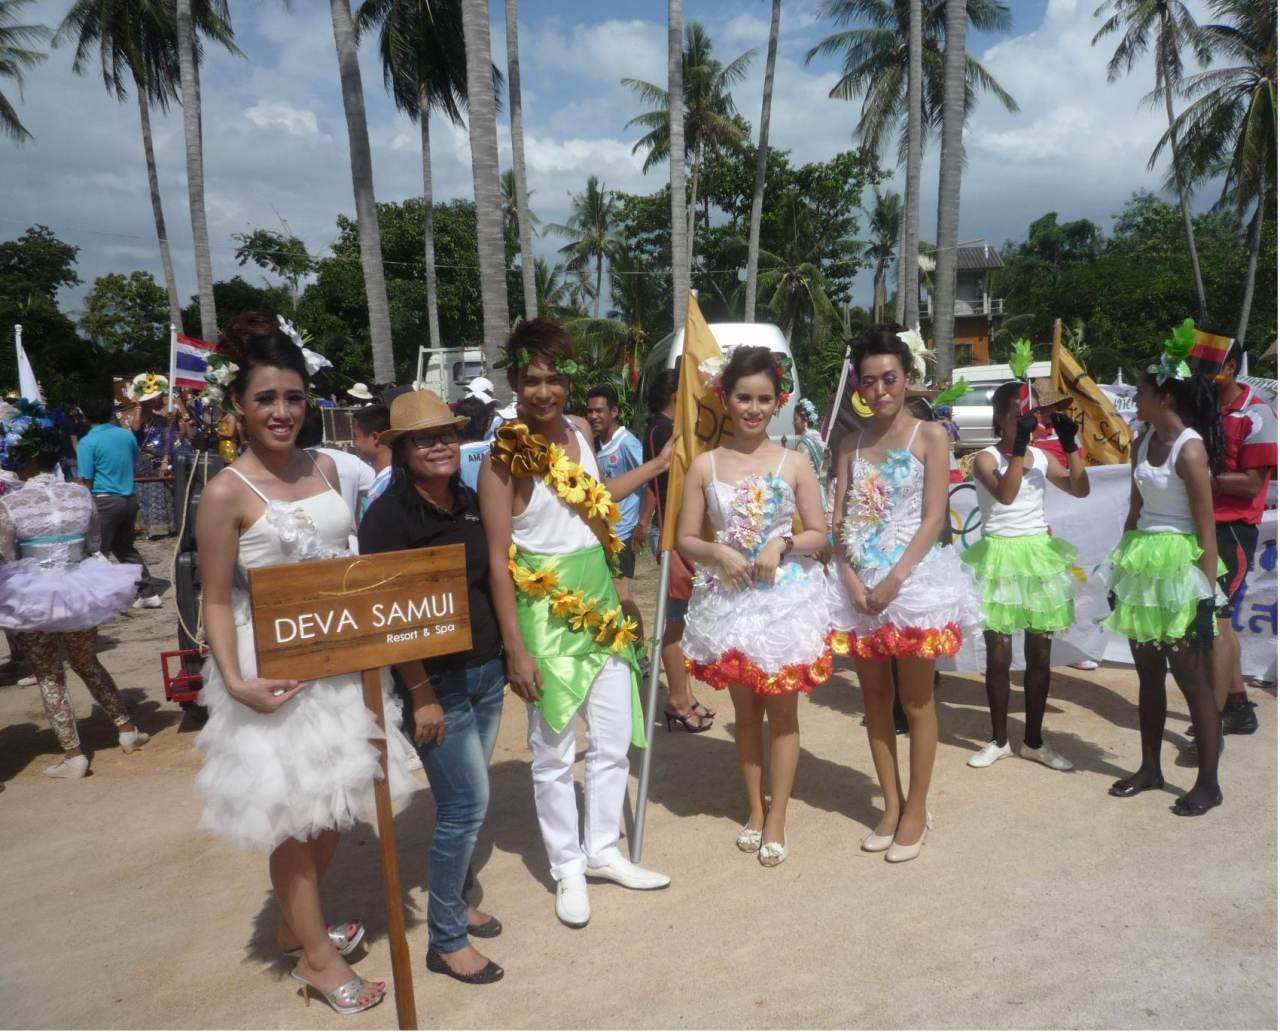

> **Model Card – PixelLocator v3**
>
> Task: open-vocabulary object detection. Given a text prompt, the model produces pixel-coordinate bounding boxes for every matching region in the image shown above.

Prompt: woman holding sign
[194,315,416,1015]
[358,390,506,985]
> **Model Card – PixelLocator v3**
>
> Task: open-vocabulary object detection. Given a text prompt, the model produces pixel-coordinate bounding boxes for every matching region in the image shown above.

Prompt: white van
[947,360,1051,451]
[641,322,799,439]
[415,346,488,403]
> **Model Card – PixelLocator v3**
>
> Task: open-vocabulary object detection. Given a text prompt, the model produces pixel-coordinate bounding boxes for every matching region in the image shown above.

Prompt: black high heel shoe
[664,706,712,733]
[690,697,717,720]
[426,948,504,984]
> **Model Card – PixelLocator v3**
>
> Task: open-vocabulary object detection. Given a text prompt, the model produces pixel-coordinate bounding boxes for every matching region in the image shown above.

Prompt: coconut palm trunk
[136,84,183,333]
[901,0,923,330]
[686,142,701,277]
[331,0,395,383]
[931,0,965,381]
[894,199,908,323]
[669,0,688,331]
[505,0,537,322]
[744,0,780,323]
[419,92,441,349]
[1160,29,1208,321]
[176,0,216,338]
[462,0,511,386]
[1236,196,1264,346]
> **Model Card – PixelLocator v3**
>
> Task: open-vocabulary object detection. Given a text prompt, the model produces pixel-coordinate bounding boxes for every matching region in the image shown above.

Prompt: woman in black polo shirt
[358,391,505,985]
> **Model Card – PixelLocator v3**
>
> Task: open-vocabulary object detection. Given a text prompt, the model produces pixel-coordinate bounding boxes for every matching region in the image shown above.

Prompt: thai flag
[172,333,217,391]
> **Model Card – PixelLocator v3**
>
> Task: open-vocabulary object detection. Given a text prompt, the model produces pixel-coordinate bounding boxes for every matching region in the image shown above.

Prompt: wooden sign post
[249,544,473,1031]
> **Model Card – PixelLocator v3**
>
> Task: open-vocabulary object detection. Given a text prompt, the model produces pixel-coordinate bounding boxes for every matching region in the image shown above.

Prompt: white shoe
[555,875,590,928]
[1022,742,1074,771]
[44,755,89,779]
[586,855,671,890]
[736,826,763,853]
[1069,659,1098,671]
[132,595,163,610]
[119,728,150,754]
[17,674,36,687]
[968,740,1014,768]
[758,838,789,867]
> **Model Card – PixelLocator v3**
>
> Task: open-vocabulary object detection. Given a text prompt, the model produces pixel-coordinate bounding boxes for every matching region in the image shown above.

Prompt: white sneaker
[17,674,36,687]
[555,875,590,928]
[1069,658,1098,671]
[132,595,163,610]
[967,740,1014,768]
[586,855,671,890]
[44,755,90,779]
[119,728,150,754]
[1022,743,1074,771]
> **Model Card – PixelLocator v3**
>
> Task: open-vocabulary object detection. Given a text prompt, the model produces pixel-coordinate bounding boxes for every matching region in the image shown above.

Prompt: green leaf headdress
[1008,339,1035,381]
[1149,318,1196,385]
[932,378,970,409]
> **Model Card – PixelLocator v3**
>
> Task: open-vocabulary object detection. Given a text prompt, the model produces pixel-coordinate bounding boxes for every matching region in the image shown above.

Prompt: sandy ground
[0,538,1275,1030]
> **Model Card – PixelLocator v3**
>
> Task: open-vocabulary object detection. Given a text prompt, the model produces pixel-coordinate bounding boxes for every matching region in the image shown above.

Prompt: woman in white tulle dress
[678,346,832,868]
[194,314,416,1015]
[828,326,983,864]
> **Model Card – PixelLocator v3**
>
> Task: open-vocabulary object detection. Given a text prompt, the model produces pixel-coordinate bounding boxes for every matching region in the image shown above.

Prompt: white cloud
[244,100,326,140]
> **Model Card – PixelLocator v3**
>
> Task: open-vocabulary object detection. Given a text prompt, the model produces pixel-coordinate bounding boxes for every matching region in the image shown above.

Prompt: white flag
[15,326,43,403]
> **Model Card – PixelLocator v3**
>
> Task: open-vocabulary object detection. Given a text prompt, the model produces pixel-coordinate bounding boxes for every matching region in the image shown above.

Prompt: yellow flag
[1050,319,1132,465]
[661,295,731,550]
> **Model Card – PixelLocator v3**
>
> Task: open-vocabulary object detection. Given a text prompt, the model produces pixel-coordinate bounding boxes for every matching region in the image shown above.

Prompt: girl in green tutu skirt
[1103,325,1225,817]
[963,381,1091,772]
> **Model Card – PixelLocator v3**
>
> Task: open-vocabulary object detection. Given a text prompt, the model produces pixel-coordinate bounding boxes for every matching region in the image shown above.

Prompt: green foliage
[232,228,315,297]
[81,270,168,363]
[0,225,82,401]
[1008,338,1034,379]
[0,0,49,141]
[180,275,292,339]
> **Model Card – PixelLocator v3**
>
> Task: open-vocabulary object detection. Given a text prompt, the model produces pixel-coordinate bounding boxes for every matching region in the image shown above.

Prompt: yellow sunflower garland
[506,545,638,654]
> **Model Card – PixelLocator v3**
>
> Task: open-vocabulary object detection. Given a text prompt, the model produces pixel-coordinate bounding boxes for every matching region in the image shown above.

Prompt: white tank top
[976,445,1049,536]
[511,419,603,555]
[1135,427,1200,534]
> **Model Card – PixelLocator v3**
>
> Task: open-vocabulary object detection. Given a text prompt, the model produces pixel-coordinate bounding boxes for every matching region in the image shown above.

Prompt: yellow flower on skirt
[512,564,560,597]
[594,607,622,644]
[611,617,638,653]
[569,604,603,633]
[549,589,584,619]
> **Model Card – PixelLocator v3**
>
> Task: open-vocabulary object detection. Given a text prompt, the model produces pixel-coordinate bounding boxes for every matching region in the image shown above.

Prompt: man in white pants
[479,319,673,928]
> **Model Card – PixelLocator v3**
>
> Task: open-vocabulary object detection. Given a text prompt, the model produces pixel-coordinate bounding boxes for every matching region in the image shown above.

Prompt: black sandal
[1171,789,1223,817]
[664,706,712,733]
[690,697,717,720]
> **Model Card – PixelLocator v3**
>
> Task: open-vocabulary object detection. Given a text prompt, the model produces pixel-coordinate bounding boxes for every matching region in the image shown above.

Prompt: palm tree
[533,258,570,317]
[329,0,396,382]
[504,0,537,322]
[175,0,233,340]
[546,177,619,320]
[744,0,782,323]
[355,0,468,353]
[461,0,510,384]
[746,192,843,345]
[1150,0,1276,345]
[860,186,902,322]
[668,0,688,332]
[0,0,47,142]
[900,0,922,327]
[931,0,966,380]
[623,22,754,275]
[501,168,539,256]
[57,1,235,333]
[1092,0,1213,322]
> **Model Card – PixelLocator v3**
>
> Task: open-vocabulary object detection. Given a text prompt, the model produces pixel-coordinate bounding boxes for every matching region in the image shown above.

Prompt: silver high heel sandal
[736,826,763,853]
[290,967,385,1015]
[282,921,366,958]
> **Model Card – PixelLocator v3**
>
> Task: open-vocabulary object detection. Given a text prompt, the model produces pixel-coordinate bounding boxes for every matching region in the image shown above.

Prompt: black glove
[1107,590,1118,613]
[1050,411,1080,454]
[1189,598,1216,651]
[1011,413,1038,457]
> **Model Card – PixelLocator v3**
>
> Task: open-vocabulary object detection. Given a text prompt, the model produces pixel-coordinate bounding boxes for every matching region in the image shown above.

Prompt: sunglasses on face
[407,429,460,450]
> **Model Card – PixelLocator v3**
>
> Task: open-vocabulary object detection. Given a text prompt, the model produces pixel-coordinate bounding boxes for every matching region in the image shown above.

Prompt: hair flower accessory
[697,354,728,396]
[277,315,331,378]
[773,354,795,405]
[1149,317,1196,385]
[896,325,932,381]
[0,399,55,470]
[199,354,239,406]
[796,398,820,424]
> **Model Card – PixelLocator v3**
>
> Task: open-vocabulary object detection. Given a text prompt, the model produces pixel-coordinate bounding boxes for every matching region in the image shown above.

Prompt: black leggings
[983,631,1052,748]
[1128,639,1221,798]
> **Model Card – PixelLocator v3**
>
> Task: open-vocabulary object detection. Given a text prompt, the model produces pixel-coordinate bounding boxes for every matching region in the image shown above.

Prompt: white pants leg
[527,657,633,880]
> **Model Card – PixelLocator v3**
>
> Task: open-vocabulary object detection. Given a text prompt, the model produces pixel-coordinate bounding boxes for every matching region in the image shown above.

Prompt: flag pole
[824,345,852,451]
[629,548,671,862]
[168,324,177,409]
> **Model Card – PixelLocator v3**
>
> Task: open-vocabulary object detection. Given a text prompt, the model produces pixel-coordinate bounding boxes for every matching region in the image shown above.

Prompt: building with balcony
[921,245,1005,365]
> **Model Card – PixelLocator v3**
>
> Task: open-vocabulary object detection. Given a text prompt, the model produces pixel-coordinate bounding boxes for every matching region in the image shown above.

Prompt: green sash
[512,545,646,748]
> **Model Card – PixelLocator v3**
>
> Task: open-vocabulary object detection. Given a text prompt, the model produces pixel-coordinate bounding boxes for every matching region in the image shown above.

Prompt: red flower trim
[686,647,834,696]
[846,621,963,661]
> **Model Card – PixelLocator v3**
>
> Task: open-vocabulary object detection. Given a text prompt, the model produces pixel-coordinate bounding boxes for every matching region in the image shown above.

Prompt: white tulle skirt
[682,558,834,695]
[826,545,985,660]
[195,619,420,852]
[0,557,140,632]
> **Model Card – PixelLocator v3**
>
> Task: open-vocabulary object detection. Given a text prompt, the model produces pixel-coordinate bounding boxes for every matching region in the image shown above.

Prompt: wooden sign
[248,544,473,682]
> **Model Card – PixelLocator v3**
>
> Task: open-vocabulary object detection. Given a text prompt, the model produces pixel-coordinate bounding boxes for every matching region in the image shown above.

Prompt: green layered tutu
[1101,530,1223,644]
[962,533,1079,635]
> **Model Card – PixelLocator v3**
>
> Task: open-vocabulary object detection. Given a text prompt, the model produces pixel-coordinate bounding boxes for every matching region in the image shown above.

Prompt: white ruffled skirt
[0,557,140,632]
[195,618,419,852]
[682,558,834,694]
[826,545,985,660]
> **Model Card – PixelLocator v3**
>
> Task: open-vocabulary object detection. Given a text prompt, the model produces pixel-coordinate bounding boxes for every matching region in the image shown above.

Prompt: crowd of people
[0,309,1273,1015]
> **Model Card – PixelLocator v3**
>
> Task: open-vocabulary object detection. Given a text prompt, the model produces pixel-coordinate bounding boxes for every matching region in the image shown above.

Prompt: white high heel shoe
[736,826,763,853]
[758,837,789,867]
[885,813,934,864]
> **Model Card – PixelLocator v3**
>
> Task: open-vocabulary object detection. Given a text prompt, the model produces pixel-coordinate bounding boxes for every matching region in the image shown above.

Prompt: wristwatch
[780,534,794,558]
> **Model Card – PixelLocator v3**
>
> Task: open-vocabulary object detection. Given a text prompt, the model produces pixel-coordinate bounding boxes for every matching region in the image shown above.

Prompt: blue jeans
[416,657,505,952]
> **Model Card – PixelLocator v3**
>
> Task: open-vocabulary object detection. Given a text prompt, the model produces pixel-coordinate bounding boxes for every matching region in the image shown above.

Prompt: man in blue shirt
[77,397,162,605]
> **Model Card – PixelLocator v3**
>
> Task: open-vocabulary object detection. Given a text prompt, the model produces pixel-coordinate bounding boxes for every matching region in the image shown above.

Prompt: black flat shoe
[425,948,504,984]
[1172,789,1223,817]
[1109,774,1165,798]
[467,915,502,938]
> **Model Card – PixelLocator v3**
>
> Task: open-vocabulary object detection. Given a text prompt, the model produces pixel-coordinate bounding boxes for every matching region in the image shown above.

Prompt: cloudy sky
[6,0,1214,320]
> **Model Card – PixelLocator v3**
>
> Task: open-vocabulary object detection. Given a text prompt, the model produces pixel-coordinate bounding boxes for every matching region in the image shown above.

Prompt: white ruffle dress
[195,466,418,852]
[681,450,833,694]
[0,474,141,632]
[827,424,984,659]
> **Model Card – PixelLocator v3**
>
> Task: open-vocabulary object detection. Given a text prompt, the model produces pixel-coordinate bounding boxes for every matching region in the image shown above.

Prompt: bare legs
[726,684,800,853]
[857,657,936,847]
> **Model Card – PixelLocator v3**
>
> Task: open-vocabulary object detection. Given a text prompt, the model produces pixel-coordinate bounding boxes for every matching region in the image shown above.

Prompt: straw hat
[1031,377,1071,409]
[379,390,469,446]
